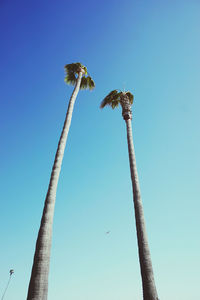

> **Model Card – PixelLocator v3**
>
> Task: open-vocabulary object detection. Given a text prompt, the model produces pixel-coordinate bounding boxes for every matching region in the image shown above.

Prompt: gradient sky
[0,0,200,299]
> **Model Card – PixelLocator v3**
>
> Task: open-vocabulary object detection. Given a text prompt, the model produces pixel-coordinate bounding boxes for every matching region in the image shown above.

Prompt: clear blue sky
[0,0,200,299]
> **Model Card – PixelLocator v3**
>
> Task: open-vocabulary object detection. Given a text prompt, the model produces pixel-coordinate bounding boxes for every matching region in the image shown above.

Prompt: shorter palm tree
[100,90,159,300]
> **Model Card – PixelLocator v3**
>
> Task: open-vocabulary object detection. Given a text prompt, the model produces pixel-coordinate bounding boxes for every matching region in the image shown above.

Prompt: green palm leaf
[86,76,95,90]
[80,76,95,90]
[64,62,94,88]
[65,63,88,74]
[100,90,134,109]
[100,90,121,108]
[111,100,119,109]
[64,71,77,85]
[80,76,88,89]
[125,92,134,104]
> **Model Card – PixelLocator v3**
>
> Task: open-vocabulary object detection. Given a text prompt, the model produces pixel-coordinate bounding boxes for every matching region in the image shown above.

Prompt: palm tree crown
[64,62,95,90]
[100,89,134,120]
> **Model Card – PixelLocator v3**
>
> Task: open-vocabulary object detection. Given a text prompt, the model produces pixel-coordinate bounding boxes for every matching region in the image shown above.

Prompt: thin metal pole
[1,271,14,300]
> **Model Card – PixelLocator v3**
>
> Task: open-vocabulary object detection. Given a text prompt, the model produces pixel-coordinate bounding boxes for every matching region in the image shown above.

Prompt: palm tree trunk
[125,118,159,300]
[27,71,83,300]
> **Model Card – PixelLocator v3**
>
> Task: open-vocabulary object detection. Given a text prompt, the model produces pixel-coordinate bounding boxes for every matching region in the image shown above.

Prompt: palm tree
[100,90,159,300]
[27,63,95,300]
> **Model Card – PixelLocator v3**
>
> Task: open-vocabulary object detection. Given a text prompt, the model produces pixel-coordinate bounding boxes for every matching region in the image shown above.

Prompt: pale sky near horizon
[0,0,200,299]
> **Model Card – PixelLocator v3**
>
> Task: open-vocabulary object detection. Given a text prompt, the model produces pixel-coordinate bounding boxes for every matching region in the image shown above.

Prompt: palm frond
[100,90,121,109]
[80,76,95,90]
[64,71,77,85]
[64,62,94,88]
[87,76,95,90]
[80,76,88,89]
[64,63,79,74]
[125,92,134,104]
[64,62,87,74]
[111,100,119,109]
[82,65,88,75]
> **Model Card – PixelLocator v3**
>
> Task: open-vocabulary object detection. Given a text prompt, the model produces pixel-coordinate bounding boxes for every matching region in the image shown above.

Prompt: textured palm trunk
[27,71,83,300]
[125,118,159,300]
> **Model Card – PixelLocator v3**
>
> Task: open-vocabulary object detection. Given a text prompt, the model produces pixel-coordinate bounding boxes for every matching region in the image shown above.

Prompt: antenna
[122,81,126,92]
[1,270,14,300]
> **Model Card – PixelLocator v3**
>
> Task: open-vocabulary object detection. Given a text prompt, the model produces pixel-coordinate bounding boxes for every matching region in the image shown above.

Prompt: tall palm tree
[27,63,95,300]
[100,90,159,300]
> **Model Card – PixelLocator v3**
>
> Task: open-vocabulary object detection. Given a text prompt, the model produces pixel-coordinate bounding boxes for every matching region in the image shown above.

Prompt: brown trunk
[27,71,83,300]
[125,118,159,300]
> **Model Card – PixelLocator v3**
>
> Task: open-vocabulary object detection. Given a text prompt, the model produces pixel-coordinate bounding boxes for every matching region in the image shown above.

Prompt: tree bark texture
[125,118,159,300]
[27,71,83,300]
